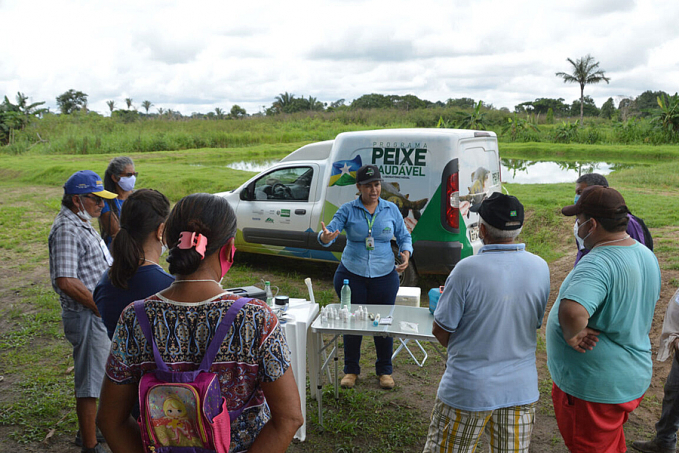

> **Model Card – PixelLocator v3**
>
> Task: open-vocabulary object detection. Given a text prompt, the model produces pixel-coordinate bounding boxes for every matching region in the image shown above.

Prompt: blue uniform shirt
[318,197,413,278]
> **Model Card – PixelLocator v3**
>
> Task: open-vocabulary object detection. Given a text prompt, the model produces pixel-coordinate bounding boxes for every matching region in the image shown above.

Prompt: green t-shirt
[546,242,660,403]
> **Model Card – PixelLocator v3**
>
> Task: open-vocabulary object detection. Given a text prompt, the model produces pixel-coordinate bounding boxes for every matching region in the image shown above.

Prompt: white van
[216,128,501,284]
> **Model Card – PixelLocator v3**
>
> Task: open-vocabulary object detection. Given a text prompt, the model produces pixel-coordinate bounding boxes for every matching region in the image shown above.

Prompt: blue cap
[343,279,349,284]
[64,170,117,198]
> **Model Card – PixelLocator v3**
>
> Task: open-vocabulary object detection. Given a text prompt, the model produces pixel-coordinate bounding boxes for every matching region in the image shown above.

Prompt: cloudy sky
[1,0,677,116]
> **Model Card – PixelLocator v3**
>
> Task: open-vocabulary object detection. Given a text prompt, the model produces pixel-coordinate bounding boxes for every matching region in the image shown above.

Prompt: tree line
[2,54,678,146]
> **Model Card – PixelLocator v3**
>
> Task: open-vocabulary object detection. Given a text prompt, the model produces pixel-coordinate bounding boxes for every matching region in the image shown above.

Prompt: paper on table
[400,321,419,333]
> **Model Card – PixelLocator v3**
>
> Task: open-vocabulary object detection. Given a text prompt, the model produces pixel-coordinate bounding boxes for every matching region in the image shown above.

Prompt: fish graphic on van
[459,166,490,216]
[356,181,429,220]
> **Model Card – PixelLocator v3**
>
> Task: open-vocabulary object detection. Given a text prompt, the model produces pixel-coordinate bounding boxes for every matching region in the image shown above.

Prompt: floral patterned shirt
[106,292,291,453]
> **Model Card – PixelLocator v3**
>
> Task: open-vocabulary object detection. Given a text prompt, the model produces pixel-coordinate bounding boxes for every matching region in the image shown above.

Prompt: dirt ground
[1,229,678,452]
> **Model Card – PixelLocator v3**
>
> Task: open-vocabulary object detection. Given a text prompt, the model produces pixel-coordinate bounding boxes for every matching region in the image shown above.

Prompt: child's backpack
[133,297,253,453]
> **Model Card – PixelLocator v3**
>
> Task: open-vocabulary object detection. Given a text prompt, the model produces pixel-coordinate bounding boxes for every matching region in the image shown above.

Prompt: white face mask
[76,198,93,221]
[574,218,593,250]
[118,175,136,191]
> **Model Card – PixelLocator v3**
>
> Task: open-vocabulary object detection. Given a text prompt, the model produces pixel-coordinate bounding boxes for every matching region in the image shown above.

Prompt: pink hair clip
[177,231,208,259]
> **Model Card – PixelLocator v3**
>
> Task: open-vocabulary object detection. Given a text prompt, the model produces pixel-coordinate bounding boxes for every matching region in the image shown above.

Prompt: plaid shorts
[423,398,536,453]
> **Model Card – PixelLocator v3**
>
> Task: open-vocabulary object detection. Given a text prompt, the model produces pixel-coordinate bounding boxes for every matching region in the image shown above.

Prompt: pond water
[227,160,634,185]
[501,160,632,184]
[227,160,280,172]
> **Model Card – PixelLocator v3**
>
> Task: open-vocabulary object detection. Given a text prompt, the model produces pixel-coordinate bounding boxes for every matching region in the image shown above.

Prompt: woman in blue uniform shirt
[318,164,413,390]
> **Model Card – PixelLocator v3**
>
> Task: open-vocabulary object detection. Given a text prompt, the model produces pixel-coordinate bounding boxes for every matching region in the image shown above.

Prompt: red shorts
[552,383,643,453]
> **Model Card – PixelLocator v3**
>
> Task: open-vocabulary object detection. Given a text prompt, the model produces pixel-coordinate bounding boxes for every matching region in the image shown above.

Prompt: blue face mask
[574,194,580,204]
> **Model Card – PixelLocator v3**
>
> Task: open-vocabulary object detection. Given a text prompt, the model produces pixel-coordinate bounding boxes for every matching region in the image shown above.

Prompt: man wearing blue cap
[48,170,117,453]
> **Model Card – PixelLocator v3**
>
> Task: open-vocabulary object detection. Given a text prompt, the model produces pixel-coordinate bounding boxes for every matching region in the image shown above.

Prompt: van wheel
[393,245,418,287]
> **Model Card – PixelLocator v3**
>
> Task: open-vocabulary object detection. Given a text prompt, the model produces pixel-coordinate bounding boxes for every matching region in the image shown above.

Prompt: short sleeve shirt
[547,242,661,403]
[434,243,550,411]
[94,265,175,339]
[49,206,112,311]
[105,293,291,453]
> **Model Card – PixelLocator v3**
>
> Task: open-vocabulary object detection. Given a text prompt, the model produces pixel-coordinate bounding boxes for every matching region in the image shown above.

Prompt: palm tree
[273,92,295,113]
[556,55,610,125]
[214,107,225,119]
[141,100,153,115]
[125,98,133,110]
[106,100,116,114]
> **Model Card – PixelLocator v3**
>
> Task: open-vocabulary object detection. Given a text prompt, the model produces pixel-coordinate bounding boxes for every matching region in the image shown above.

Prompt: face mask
[219,243,236,279]
[574,194,580,204]
[574,218,593,250]
[118,175,136,191]
[159,237,168,256]
[76,198,93,221]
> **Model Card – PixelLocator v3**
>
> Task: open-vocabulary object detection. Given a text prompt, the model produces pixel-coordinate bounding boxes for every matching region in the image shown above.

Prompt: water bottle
[265,281,274,307]
[340,279,351,312]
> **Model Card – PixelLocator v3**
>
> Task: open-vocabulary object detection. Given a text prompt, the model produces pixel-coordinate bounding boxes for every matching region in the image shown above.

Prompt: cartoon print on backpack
[151,395,202,447]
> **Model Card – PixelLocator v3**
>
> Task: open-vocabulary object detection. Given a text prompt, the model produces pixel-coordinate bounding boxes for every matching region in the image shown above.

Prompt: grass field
[1,138,678,452]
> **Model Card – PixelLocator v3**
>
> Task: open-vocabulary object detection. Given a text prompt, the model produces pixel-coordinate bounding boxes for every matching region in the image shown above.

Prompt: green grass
[1,138,679,450]
[0,286,75,443]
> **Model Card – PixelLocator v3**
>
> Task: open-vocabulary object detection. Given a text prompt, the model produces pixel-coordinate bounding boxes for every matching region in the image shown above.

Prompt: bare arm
[247,368,304,453]
[56,277,100,316]
[96,377,143,453]
[99,211,120,240]
[558,299,599,353]
[432,321,450,347]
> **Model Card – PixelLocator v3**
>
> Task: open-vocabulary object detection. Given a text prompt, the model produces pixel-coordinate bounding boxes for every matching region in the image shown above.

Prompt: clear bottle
[265,281,274,307]
[340,279,351,312]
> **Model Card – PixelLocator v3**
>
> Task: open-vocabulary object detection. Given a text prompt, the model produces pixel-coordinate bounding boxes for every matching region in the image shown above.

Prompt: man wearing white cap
[48,170,117,453]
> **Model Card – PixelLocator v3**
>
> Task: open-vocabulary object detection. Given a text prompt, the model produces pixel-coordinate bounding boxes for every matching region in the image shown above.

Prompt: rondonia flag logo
[329,155,362,186]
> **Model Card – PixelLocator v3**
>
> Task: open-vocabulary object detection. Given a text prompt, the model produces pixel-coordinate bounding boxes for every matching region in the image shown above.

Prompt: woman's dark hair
[103,156,134,219]
[583,211,630,233]
[109,189,170,289]
[165,193,237,276]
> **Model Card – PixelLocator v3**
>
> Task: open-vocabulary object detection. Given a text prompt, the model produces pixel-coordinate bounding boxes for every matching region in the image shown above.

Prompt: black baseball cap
[562,185,629,219]
[470,192,524,230]
[356,164,383,185]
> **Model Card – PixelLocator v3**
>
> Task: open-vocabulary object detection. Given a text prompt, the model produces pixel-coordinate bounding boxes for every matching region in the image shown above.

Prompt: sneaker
[75,429,106,447]
[81,443,106,453]
[340,373,358,388]
[379,374,395,389]
[631,439,676,453]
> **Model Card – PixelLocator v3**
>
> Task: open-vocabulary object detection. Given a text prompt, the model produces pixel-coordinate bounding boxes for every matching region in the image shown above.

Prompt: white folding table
[309,303,445,426]
[280,298,319,441]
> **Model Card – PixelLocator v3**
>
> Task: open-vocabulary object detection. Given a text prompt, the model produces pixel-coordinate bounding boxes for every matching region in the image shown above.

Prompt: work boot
[379,374,395,389]
[340,373,358,388]
[75,429,106,446]
[631,439,676,453]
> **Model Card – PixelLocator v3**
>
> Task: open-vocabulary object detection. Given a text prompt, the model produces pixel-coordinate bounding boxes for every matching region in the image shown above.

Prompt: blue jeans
[655,354,679,448]
[333,263,399,376]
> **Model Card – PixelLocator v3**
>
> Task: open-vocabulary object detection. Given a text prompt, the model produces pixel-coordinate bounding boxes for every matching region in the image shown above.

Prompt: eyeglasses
[119,172,139,178]
[82,194,105,205]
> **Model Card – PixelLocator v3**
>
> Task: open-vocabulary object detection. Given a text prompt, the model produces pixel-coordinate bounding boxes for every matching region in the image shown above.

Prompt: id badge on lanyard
[364,211,376,251]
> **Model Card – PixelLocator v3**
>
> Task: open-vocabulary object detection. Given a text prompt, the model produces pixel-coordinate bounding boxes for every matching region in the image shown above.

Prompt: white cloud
[0,0,676,115]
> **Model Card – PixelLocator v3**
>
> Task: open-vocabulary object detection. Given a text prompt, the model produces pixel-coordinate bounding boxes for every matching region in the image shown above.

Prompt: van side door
[236,164,319,258]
